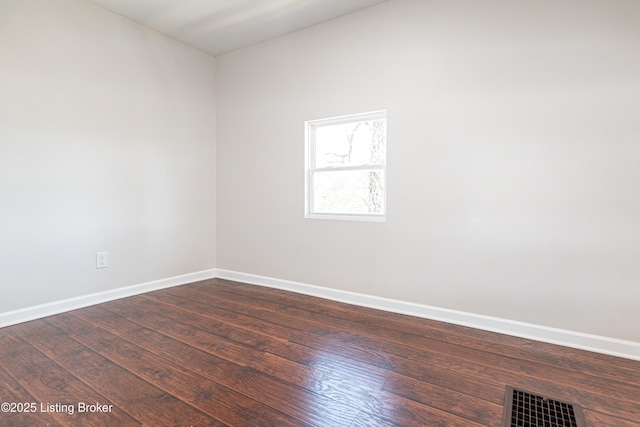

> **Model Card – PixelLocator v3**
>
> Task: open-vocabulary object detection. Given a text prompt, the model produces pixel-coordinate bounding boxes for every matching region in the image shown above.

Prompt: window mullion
[305,110,386,221]
[311,164,384,173]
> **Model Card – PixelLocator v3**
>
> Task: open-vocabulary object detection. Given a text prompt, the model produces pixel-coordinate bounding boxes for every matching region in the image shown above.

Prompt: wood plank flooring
[0,278,638,426]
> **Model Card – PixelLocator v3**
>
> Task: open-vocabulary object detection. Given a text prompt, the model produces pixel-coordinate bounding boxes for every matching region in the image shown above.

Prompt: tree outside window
[306,111,386,221]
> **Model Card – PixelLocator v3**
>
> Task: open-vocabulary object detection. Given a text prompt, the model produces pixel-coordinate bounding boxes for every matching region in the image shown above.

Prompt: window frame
[305,110,387,222]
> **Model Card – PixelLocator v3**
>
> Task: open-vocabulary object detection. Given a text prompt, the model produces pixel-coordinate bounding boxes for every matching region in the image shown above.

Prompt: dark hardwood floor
[0,278,638,426]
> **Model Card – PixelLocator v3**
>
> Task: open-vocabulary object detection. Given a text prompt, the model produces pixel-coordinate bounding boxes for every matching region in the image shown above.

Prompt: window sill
[305,213,386,222]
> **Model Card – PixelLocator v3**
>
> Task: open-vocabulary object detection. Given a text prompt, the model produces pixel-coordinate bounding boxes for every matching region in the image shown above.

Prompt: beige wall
[0,0,216,312]
[1,0,638,345]
[216,0,640,341]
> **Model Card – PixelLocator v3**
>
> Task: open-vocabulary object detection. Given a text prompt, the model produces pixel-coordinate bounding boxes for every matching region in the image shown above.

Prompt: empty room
[1,0,639,425]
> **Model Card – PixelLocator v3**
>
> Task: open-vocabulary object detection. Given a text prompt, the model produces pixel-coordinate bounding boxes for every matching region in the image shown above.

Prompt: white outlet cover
[96,251,108,269]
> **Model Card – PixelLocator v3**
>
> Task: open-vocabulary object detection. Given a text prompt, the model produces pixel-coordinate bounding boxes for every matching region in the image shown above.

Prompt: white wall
[0,0,216,313]
[216,0,640,342]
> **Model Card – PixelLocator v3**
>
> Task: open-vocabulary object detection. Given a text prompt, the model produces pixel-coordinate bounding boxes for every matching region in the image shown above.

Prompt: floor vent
[503,386,585,427]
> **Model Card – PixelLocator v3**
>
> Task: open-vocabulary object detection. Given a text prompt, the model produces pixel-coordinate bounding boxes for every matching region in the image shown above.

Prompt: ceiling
[86,0,390,56]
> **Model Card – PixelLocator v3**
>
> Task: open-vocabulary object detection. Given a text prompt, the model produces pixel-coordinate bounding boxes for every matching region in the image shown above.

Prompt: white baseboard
[3,267,638,361]
[214,269,640,361]
[0,269,216,329]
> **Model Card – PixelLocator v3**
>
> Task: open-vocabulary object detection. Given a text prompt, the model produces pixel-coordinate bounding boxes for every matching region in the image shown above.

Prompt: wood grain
[0,278,638,426]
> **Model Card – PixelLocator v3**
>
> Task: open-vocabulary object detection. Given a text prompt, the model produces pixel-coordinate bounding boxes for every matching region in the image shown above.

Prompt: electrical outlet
[96,251,108,269]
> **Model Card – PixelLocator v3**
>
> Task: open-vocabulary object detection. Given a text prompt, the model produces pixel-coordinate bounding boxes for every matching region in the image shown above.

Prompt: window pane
[313,170,385,215]
[313,118,386,168]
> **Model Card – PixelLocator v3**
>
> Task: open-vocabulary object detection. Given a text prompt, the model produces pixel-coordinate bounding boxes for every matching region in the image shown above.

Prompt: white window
[305,111,387,221]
